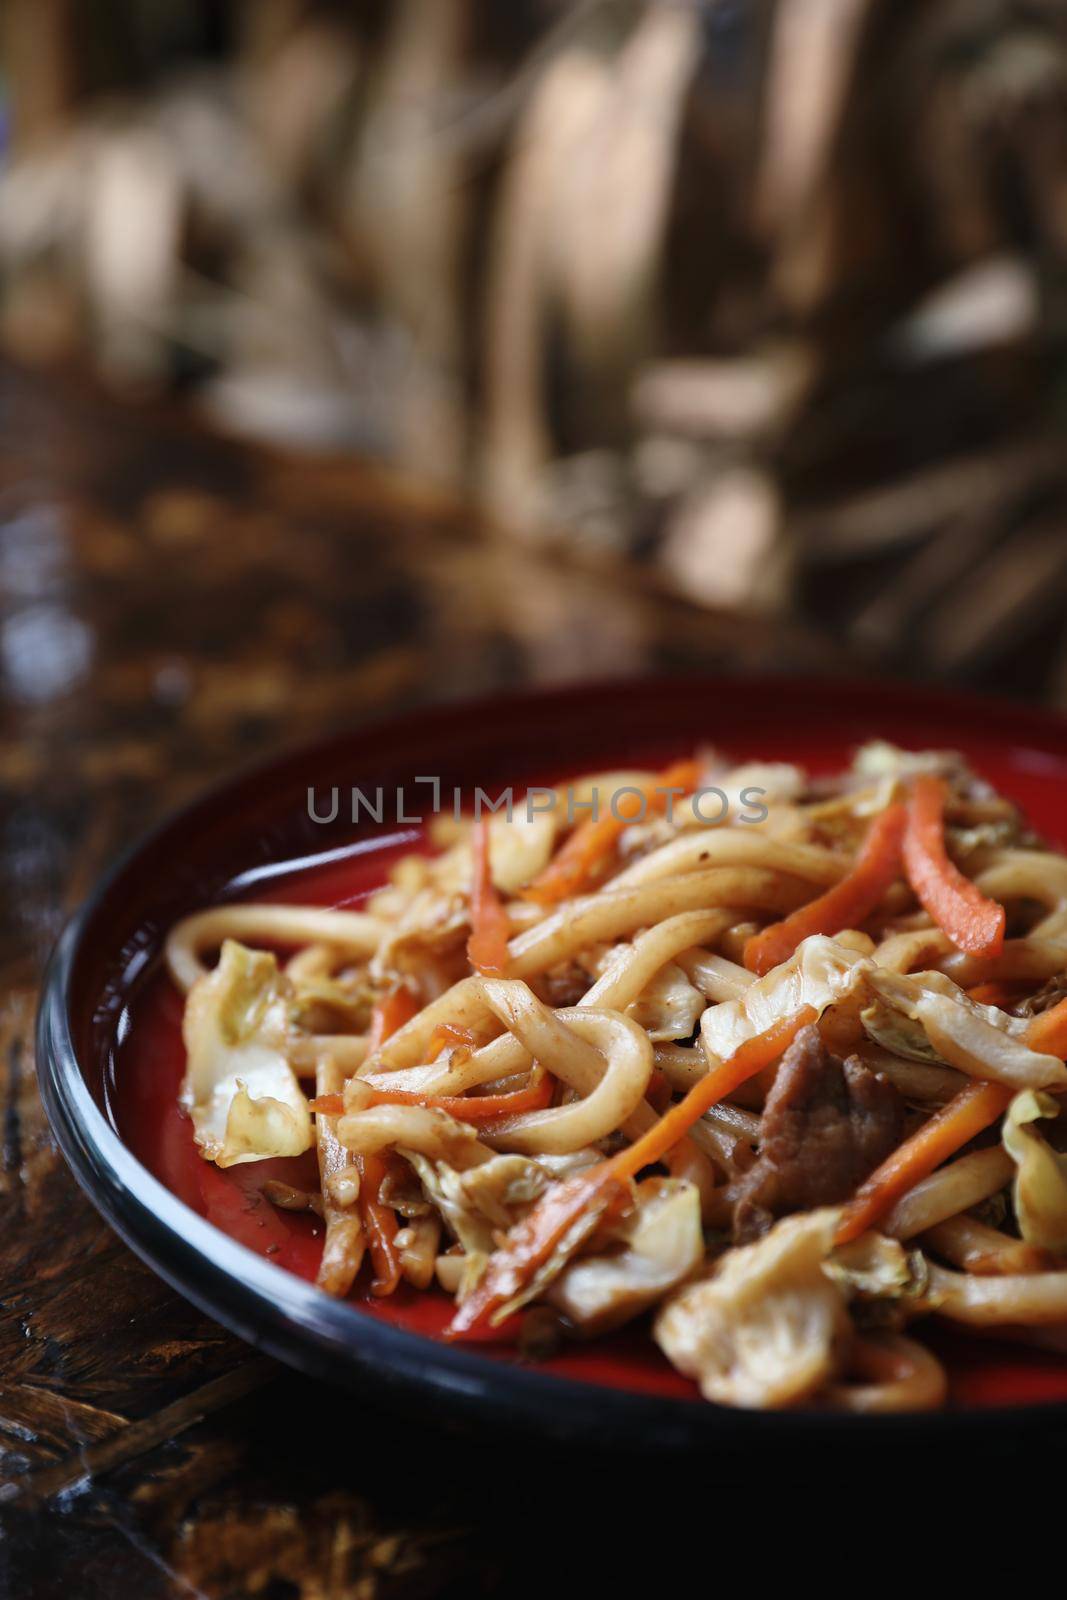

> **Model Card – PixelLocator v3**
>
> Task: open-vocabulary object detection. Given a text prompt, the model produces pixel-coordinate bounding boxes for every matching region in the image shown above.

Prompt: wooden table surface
[0,359,853,1596]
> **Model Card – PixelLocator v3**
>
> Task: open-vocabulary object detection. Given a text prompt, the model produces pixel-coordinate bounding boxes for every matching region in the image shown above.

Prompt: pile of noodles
[162,744,1067,1412]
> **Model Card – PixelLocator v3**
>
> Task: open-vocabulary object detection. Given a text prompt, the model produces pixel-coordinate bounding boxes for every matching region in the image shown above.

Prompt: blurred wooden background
[3,0,1067,701]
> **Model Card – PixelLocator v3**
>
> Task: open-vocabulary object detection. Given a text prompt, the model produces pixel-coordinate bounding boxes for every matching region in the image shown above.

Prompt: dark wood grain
[0,358,852,1597]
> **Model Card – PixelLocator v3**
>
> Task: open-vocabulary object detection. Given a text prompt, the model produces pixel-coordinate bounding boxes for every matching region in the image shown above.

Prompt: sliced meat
[731,1024,904,1243]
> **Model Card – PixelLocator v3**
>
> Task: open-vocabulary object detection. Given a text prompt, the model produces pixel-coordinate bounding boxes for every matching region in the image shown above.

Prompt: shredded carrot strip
[902,775,1005,958]
[835,1079,1013,1246]
[364,1067,554,1124]
[965,981,1023,1009]
[1025,997,1067,1059]
[427,1023,479,1060]
[309,1093,345,1115]
[447,1006,815,1338]
[366,986,418,1052]
[466,815,512,975]
[523,758,701,907]
[446,1166,628,1339]
[312,1068,554,1124]
[744,803,906,975]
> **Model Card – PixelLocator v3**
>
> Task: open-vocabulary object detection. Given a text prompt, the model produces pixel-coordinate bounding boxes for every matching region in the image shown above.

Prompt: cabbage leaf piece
[405,1152,540,1259]
[700,936,869,1065]
[627,959,705,1042]
[826,1231,928,1301]
[425,1145,630,1322]
[549,1177,703,1335]
[1003,1090,1067,1253]
[181,939,313,1167]
[406,1147,601,1294]
[860,998,947,1065]
[700,932,1067,1092]
[654,1209,851,1409]
[865,968,1067,1091]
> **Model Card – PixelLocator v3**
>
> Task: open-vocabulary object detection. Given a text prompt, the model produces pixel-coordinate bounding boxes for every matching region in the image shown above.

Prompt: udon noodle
[163,743,1067,1411]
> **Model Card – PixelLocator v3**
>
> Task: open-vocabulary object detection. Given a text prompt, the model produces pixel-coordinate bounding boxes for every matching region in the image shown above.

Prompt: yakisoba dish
[161,743,1067,1413]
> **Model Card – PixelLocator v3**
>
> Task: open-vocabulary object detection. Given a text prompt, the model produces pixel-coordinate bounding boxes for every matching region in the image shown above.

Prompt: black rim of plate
[33,674,1067,1449]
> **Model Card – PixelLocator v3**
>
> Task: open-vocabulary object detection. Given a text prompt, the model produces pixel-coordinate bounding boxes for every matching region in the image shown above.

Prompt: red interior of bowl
[103,682,1067,1410]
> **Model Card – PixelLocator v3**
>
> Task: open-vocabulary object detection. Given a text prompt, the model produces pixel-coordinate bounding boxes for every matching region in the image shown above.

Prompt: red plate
[39,677,1067,1434]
